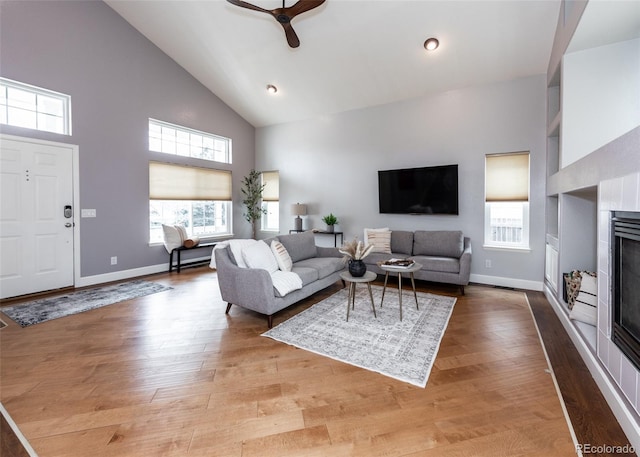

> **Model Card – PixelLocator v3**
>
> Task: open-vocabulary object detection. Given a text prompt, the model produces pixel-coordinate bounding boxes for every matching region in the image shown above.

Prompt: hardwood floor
[0,267,628,456]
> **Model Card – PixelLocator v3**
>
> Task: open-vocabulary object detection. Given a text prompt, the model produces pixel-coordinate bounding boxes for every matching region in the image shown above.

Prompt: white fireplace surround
[598,172,640,419]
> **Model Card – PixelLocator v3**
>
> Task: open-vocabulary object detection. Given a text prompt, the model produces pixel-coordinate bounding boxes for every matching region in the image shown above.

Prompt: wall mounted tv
[378,164,459,215]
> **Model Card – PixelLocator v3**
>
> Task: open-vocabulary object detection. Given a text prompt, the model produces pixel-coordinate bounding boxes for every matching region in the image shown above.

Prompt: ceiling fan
[226,0,327,48]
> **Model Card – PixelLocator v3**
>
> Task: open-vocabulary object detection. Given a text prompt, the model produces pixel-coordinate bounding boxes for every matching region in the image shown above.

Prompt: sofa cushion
[294,257,344,280]
[290,266,319,286]
[241,240,279,273]
[364,252,395,266]
[390,231,414,255]
[277,231,318,263]
[364,228,391,253]
[411,255,460,274]
[413,231,464,258]
[270,240,293,272]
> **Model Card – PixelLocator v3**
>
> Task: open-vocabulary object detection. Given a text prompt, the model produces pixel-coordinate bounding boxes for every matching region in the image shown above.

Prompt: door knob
[65,223,72,227]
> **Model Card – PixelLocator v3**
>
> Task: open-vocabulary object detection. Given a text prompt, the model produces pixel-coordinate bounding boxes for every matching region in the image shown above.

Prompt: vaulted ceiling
[105,0,565,128]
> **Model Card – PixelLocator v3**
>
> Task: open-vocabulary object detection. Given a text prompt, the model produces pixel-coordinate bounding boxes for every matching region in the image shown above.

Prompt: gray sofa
[214,231,345,328]
[363,230,472,294]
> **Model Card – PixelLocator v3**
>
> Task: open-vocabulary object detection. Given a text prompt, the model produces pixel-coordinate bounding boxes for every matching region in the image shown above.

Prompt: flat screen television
[378,164,458,215]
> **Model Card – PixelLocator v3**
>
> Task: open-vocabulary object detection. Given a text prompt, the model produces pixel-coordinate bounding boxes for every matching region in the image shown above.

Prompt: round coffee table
[378,262,422,321]
[340,270,377,322]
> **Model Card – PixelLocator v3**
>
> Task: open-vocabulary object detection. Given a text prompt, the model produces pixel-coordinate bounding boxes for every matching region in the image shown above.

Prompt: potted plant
[339,238,374,277]
[322,213,338,233]
[241,169,266,239]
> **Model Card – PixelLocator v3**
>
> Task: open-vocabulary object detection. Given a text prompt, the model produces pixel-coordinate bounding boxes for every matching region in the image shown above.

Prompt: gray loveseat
[214,231,345,328]
[363,230,472,294]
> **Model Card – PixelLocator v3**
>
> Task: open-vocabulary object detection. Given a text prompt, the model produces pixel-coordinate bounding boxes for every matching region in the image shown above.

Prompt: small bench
[169,242,217,273]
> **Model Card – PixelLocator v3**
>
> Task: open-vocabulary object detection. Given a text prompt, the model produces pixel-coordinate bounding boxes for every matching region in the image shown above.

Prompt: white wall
[562,38,640,168]
[256,76,547,287]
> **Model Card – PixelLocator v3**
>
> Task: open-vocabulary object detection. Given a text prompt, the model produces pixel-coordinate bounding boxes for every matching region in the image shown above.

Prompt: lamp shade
[291,203,307,216]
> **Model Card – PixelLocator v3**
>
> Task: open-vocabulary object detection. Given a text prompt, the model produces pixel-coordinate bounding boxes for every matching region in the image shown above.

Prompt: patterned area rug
[1,280,172,327]
[263,285,456,387]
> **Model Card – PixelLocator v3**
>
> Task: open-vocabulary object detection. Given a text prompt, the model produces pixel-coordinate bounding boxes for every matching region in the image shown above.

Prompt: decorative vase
[348,259,366,277]
[326,224,334,233]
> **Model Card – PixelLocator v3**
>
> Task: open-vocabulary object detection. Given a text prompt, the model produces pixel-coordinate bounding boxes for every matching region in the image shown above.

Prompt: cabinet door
[545,244,559,292]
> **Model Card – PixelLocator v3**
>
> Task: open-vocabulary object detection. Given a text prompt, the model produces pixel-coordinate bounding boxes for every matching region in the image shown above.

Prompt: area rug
[263,285,456,387]
[1,280,172,327]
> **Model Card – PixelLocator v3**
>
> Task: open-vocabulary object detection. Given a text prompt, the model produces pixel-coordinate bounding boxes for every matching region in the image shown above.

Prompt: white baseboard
[0,402,39,456]
[75,255,212,288]
[543,284,640,452]
[470,273,543,291]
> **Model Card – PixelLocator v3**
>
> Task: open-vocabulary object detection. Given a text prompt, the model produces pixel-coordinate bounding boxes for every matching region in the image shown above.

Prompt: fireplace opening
[612,211,640,370]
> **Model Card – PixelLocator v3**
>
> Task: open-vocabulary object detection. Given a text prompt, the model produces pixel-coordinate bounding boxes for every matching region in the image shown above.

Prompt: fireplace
[612,211,640,370]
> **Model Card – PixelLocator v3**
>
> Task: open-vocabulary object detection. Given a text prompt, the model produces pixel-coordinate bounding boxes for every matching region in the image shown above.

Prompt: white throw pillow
[569,271,597,326]
[364,228,391,253]
[271,240,293,272]
[227,239,258,268]
[162,224,182,254]
[175,225,188,244]
[242,240,279,274]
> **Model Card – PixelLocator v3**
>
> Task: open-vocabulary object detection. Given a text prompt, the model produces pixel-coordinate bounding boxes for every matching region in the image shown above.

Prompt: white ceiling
[106,0,565,128]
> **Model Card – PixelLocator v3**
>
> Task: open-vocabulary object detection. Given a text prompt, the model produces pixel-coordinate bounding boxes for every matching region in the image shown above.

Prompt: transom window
[0,77,71,135]
[149,118,231,164]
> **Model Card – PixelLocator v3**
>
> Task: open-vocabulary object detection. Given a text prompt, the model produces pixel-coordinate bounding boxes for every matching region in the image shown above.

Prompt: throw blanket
[271,270,303,297]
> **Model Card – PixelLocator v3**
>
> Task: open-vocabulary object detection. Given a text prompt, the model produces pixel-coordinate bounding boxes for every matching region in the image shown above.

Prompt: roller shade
[149,161,232,201]
[485,152,530,202]
[262,171,279,202]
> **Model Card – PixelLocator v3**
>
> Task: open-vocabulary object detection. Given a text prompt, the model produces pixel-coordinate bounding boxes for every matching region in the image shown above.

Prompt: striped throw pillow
[365,228,392,254]
[271,240,293,272]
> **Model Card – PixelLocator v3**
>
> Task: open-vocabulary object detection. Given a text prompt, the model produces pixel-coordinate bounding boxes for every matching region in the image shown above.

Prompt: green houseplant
[322,213,338,232]
[241,169,266,239]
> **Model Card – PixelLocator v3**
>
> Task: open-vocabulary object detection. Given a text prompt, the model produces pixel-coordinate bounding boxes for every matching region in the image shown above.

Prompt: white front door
[0,136,75,299]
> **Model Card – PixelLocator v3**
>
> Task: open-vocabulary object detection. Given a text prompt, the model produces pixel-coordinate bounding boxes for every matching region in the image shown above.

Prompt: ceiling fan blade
[226,0,271,15]
[285,0,326,18]
[281,22,300,48]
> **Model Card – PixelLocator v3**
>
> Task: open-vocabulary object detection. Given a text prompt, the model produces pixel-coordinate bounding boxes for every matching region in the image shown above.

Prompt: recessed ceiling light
[266,84,278,94]
[423,38,439,51]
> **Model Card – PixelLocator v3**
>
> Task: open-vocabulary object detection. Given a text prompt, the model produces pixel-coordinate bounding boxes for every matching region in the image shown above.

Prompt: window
[149,162,232,243]
[149,118,231,164]
[485,152,530,249]
[0,77,71,135]
[261,171,279,232]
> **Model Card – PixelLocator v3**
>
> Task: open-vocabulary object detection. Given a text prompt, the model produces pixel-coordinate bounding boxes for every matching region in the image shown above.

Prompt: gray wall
[0,0,255,278]
[256,75,548,286]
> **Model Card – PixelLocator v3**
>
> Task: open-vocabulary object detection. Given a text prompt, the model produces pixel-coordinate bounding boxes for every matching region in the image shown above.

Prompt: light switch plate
[81,209,97,218]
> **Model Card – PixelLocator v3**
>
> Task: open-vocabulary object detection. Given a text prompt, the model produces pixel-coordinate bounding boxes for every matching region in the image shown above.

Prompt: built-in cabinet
[544,0,640,448]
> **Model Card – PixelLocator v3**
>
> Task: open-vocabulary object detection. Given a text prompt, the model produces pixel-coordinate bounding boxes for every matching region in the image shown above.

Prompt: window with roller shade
[261,171,279,232]
[148,161,232,243]
[484,152,530,249]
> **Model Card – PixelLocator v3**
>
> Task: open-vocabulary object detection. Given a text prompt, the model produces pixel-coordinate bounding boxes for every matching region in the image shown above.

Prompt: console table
[289,230,343,247]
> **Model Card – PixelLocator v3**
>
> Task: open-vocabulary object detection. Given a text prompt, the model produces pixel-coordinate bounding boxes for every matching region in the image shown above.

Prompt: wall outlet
[485,259,492,268]
[110,256,117,265]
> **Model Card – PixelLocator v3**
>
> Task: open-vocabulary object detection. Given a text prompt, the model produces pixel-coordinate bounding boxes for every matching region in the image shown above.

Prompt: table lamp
[291,203,307,231]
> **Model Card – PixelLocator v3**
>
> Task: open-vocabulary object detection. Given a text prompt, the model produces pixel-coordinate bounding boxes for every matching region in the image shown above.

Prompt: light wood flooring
[0,267,622,456]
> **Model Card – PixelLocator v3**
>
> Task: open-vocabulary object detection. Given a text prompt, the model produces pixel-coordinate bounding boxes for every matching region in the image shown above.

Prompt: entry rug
[1,280,172,327]
[263,285,456,387]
